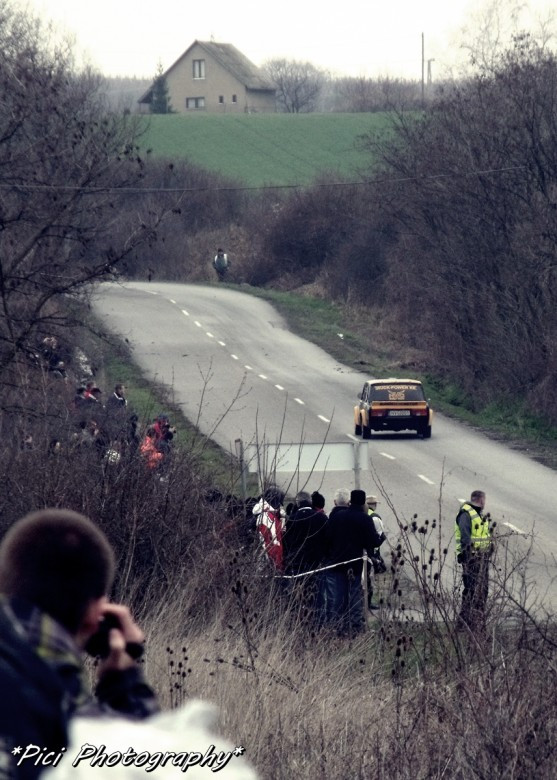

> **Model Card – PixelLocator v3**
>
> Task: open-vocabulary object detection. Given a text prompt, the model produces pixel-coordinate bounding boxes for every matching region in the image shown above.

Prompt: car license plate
[388,410,411,416]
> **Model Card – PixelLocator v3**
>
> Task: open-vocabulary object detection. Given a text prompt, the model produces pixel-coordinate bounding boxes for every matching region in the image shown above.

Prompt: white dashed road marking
[418,474,435,485]
[380,452,396,460]
[169,299,176,304]
[346,434,359,442]
[174,313,304,407]
[318,415,330,423]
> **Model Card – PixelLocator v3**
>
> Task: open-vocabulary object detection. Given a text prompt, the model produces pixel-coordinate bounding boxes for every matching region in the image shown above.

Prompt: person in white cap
[365,495,387,610]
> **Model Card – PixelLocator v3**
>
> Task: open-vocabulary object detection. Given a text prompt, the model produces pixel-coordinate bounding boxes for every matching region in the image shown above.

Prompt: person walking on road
[213,248,229,282]
[455,490,492,633]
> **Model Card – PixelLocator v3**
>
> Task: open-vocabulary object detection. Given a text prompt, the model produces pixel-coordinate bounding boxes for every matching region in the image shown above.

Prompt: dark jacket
[0,606,157,779]
[328,505,348,520]
[325,505,383,577]
[0,609,69,778]
[106,392,126,412]
[283,505,329,575]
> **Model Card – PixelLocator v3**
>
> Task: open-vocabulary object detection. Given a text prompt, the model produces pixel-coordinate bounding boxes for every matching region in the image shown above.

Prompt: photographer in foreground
[0,508,158,779]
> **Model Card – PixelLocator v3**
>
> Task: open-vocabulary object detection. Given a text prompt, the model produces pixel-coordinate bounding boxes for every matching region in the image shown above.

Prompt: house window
[218,95,224,104]
[192,59,205,79]
[232,94,237,103]
[186,97,205,110]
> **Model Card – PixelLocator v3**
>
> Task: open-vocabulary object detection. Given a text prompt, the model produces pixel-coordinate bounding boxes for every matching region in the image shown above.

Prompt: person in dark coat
[282,490,330,625]
[329,487,350,519]
[0,508,158,779]
[283,491,329,576]
[72,386,88,411]
[38,336,67,378]
[324,489,383,636]
[104,384,128,442]
[311,491,326,513]
[106,383,127,413]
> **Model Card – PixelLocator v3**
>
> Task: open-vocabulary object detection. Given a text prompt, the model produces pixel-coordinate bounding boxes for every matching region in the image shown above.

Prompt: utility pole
[421,32,425,108]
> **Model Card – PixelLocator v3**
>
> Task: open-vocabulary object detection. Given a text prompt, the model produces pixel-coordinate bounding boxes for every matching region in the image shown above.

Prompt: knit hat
[350,489,366,506]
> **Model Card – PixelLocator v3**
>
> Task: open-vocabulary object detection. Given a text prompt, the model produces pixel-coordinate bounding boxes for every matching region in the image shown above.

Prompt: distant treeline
[100,72,426,116]
[101,76,151,112]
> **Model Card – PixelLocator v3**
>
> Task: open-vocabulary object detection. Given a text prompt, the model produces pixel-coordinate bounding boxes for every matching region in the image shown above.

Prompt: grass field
[137,112,391,187]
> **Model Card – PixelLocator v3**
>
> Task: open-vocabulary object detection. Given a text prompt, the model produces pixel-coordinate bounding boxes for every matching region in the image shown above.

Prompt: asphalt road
[92,281,557,610]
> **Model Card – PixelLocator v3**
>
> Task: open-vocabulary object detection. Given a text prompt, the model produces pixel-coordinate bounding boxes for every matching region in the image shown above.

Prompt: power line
[0,164,529,196]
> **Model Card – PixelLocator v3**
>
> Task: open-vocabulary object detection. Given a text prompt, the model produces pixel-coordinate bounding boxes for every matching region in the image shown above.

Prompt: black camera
[84,612,143,660]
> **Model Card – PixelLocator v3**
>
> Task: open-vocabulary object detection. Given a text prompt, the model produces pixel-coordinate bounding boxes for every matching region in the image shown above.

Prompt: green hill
[137,113,390,187]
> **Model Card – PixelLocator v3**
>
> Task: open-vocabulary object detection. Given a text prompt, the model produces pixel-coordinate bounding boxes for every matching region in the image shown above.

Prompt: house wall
[245,89,276,113]
[165,42,275,114]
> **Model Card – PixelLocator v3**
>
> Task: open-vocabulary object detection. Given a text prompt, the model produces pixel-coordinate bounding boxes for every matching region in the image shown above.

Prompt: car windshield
[369,384,426,402]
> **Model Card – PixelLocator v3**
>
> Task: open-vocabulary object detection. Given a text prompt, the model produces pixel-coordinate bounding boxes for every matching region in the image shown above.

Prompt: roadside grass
[425,375,557,454]
[137,113,389,187]
[237,285,381,367]
[237,284,557,468]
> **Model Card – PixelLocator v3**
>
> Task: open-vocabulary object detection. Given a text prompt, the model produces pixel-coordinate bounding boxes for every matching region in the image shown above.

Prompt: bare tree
[331,75,422,112]
[456,0,556,74]
[99,76,151,113]
[0,2,175,384]
[358,36,557,416]
[263,58,326,113]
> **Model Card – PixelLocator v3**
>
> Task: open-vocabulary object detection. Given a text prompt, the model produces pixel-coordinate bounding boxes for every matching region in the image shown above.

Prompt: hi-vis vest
[455,503,491,554]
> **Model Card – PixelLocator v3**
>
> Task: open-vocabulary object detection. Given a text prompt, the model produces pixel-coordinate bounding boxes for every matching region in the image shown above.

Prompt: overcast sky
[26,0,555,80]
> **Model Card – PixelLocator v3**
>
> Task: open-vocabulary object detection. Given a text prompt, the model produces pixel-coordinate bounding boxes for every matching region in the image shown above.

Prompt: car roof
[365,378,423,386]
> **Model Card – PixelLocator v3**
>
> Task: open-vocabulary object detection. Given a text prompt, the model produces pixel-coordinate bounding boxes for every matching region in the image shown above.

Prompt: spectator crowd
[23,332,179,479]
[22,332,489,640]
[248,485,388,637]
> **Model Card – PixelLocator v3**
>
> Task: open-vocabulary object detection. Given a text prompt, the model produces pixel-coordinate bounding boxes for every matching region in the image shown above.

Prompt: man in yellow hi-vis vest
[455,490,492,632]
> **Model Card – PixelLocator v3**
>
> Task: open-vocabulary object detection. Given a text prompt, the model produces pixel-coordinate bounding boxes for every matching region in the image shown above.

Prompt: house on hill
[138,41,276,115]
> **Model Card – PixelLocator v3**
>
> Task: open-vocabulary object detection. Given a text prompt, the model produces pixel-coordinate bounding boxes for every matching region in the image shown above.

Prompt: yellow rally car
[354,378,433,439]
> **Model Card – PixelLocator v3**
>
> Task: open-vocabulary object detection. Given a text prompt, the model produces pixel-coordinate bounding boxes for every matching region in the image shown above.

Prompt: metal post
[353,441,361,489]
[362,553,369,630]
[235,438,247,502]
[421,32,425,108]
